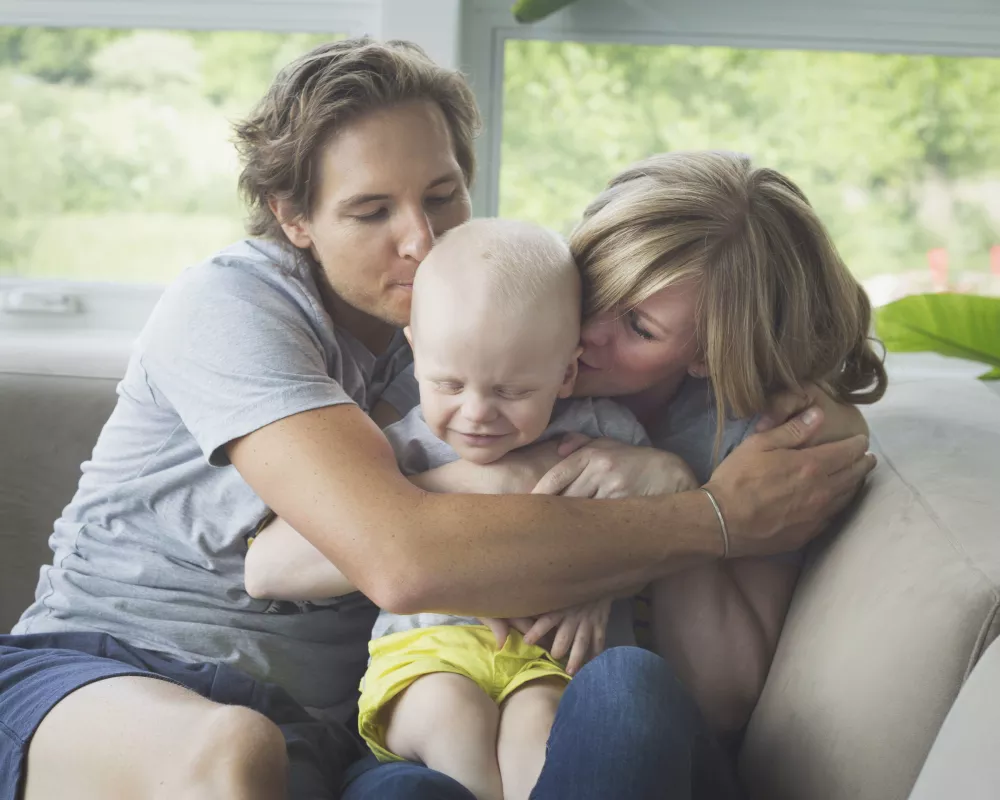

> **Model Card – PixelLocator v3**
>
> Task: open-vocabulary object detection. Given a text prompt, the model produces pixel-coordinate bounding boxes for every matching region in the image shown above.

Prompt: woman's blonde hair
[235,37,480,245]
[570,151,887,438]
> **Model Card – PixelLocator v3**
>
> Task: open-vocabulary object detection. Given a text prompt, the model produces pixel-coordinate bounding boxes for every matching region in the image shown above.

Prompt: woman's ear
[687,358,709,379]
[558,346,584,398]
[268,197,312,249]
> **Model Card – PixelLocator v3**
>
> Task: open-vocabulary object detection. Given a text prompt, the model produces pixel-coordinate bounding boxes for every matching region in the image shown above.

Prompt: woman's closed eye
[627,309,656,341]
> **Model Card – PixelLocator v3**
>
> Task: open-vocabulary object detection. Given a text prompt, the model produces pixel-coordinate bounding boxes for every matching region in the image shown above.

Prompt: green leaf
[980,367,1000,381]
[875,294,1000,381]
[511,0,580,23]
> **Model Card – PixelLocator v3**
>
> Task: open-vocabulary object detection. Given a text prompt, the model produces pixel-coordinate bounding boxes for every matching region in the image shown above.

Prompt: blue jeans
[342,646,744,800]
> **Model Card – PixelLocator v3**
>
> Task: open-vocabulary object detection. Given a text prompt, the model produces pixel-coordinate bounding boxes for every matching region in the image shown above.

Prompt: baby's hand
[523,598,613,675]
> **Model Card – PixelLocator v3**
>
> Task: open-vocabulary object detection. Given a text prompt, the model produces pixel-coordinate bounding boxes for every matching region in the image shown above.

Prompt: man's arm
[227,402,873,619]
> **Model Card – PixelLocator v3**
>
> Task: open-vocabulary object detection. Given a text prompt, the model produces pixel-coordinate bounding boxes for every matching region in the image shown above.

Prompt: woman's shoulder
[651,378,757,482]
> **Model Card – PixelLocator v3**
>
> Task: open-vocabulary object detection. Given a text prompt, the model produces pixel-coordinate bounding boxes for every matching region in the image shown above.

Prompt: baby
[245,219,686,800]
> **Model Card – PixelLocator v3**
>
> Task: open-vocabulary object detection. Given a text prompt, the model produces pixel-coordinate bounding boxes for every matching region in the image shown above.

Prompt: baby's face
[411,310,579,465]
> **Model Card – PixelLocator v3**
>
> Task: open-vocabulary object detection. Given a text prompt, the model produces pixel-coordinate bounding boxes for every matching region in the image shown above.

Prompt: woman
[0,38,871,800]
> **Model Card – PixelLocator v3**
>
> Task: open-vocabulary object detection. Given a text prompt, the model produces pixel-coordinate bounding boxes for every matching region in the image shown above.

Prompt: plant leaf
[511,0,580,23]
[875,294,1000,371]
[980,367,1000,381]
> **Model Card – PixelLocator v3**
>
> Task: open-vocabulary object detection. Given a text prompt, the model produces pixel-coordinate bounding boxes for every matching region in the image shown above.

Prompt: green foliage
[0,26,338,280]
[875,293,1000,380]
[1,26,998,285]
[500,41,1000,279]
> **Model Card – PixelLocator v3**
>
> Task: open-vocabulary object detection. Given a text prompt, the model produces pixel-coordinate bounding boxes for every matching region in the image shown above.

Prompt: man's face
[275,100,471,327]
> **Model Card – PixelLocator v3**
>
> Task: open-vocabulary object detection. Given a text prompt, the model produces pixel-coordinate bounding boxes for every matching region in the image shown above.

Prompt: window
[0,26,339,284]
[500,40,1000,304]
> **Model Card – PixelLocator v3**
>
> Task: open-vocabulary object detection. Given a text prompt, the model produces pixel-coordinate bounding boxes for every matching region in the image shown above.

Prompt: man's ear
[268,197,312,249]
[558,346,583,398]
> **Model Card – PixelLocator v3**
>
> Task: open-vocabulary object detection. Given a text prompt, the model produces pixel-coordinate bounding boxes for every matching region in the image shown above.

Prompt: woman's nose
[581,315,613,348]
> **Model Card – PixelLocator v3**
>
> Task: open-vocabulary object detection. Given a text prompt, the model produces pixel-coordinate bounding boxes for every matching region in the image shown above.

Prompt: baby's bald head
[410,218,581,352]
[406,219,584,463]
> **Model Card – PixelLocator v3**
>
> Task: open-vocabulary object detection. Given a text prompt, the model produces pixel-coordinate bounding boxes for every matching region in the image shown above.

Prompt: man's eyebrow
[337,174,460,209]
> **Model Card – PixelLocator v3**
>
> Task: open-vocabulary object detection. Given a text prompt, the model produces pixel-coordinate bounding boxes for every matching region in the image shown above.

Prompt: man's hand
[532,436,699,498]
[756,383,869,445]
[705,405,876,559]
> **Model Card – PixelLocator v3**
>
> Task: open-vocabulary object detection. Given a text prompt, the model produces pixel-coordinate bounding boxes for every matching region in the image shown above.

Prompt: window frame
[462,0,1000,219]
[3,0,1000,338]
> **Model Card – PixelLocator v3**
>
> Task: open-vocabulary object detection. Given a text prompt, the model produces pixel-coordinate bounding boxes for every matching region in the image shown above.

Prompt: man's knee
[170,705,288,799]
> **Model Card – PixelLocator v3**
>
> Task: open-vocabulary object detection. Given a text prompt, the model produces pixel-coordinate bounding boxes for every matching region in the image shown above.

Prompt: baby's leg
[496,678,566,800]
[383,672,504,800]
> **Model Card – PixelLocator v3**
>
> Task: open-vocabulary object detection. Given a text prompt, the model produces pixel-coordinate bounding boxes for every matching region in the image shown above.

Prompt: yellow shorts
[357,624,571,762]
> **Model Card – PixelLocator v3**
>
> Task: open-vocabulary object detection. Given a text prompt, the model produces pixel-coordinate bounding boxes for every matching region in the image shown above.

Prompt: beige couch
[2,355,999,799]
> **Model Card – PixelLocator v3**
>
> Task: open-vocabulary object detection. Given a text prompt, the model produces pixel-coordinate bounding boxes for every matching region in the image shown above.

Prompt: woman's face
[275,100,471,328]
[574,280,706,400]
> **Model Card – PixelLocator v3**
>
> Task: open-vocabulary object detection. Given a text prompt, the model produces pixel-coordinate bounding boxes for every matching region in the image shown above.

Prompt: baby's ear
[558,351,582,398]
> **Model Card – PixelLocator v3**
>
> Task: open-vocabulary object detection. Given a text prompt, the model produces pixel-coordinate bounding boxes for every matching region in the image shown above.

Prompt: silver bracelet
[700,487,730,559]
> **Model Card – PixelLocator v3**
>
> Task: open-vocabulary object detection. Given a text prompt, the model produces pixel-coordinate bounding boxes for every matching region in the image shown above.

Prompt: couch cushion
[739,374,1000,800]
[0,373,118,632]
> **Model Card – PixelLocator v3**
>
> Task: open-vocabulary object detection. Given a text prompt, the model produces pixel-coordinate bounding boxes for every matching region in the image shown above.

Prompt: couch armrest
[738,377,1000,800]
[908,633,1000,800]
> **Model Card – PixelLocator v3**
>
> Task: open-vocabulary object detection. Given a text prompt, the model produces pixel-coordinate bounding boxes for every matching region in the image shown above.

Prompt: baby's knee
[167,705,288,800]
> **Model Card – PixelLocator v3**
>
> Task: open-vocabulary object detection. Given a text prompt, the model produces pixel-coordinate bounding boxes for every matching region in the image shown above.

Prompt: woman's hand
[756,383,868,445]
[532,435,699,498]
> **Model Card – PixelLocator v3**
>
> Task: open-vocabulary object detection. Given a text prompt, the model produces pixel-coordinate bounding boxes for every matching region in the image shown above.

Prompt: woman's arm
[226,401,873,619]
[647,559,799,734]
[647,386,871,733]
[244,516,357,600]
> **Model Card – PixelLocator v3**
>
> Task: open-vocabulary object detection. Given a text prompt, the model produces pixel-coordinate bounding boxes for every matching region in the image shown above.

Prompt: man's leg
[496,679,565,800]
[529,647,744,800]
[382,672,504,800]
[23,675,288,800]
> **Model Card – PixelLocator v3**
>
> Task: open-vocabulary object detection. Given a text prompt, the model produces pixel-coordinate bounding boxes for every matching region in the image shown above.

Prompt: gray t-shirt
[371,397,650,640]
[13,239,419,721]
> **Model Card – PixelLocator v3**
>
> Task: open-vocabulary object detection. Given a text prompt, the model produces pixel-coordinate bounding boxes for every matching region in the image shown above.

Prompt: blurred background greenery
[2,27,998,296]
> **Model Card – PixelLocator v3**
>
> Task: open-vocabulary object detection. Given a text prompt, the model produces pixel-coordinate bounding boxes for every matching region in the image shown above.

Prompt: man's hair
[234,37,481,244]
[570,151,887,445]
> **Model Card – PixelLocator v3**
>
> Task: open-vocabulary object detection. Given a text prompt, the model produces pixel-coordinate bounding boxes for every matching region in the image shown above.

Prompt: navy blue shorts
[0,632,364,800]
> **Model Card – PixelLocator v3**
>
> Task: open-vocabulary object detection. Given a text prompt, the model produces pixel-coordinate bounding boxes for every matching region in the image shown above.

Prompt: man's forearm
[377,488,723,618]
